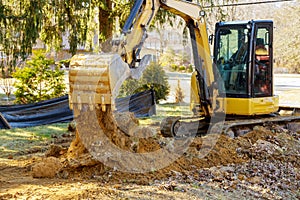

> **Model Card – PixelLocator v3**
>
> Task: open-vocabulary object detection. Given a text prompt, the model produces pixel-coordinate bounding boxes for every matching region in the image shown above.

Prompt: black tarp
[115,89,156,117]
[0,95,73,129]
[0,90,156,129]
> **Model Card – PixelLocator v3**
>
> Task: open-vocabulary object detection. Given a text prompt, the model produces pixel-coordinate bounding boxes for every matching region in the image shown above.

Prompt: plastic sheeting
[0,96,73,129]
[0,90,156,129]
[115,89,156,118]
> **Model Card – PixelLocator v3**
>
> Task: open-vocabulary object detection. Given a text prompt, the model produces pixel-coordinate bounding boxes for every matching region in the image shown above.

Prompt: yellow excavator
[69,0,300,140]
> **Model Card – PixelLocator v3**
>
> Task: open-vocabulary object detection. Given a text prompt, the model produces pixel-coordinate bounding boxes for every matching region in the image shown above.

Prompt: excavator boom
[69,0,216,118]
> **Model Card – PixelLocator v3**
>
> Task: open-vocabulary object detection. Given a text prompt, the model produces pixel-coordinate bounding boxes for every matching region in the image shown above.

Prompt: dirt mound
[57,117,299,188]
[45,144,65,157]
[67,130,89,158]
[27,107,296,192]
[32,157,62,178]
[1,118,299,199]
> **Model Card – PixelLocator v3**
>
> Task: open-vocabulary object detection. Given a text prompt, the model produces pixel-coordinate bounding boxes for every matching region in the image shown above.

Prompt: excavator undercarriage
[160,111,300,138]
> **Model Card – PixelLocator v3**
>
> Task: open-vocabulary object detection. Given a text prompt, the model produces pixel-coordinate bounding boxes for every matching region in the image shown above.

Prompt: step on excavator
[68,0,300,166]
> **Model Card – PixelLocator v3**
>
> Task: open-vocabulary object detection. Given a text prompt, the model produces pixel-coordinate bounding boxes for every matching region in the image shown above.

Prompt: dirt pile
[32,157,62,178]
[3,108,298,199]
[0,118,299,199]
[66,109,246,174]
[184,130,300,199]
[57,117,299,180]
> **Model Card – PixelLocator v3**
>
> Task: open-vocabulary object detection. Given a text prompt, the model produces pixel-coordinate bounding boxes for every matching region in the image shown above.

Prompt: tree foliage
[0,0,89,71]
[0,0,132,71]
[119,62,170,103]
[2,0,297,77]
[12,52,66,104]
[0,0,238,73]
[0,0,43,73]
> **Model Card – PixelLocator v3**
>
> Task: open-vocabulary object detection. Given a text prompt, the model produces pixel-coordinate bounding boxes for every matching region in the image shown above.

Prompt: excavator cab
[213,20,279,115]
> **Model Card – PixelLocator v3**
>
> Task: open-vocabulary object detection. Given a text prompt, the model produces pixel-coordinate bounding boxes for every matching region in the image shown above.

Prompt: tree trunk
[99,0,113,52]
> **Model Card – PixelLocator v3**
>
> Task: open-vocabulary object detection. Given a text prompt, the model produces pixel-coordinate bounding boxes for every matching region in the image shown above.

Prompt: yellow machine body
[70,0,281,123]
[222,96,279,115]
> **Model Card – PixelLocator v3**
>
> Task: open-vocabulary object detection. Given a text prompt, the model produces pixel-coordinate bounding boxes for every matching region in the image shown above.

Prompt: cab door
[251,22,274,98]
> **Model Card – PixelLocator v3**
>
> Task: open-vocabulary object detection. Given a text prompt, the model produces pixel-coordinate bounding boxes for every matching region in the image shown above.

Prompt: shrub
[118,78,139,97]
[175,79,184,103]
[187,64,194,73]
[170,64,178,71]
[12,53,66,104]
[58,59,70,68]
[179,65,186,71]
[119,62,170,103]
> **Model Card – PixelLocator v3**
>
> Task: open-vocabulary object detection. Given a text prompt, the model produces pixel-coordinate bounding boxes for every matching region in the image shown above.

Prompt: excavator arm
[69,0,216,118]
[118,0,160,68]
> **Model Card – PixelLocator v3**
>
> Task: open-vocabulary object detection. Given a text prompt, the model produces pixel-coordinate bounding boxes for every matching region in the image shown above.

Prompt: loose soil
[0,118,299,199]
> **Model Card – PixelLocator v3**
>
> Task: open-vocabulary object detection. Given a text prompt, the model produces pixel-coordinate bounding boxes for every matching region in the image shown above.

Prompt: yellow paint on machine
[220,96,279,115]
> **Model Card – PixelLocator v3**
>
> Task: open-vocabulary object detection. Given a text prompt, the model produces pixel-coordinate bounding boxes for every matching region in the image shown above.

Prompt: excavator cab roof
[217,19,273,27]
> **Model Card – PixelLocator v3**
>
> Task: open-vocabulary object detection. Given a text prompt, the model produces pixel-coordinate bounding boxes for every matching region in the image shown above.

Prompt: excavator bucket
[69,53,131,113]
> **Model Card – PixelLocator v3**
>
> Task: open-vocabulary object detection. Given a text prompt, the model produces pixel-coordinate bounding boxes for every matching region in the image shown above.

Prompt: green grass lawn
[139,103,193,126]
[0,123,69,158]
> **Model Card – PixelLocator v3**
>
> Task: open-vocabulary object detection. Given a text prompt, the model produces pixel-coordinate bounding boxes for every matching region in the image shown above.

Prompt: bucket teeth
[69,53,130,113]
[77,95,82,111]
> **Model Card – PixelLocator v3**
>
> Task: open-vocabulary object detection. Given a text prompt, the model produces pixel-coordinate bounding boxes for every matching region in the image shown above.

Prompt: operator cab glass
[214,20,273,98]
[254,27,272,97]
